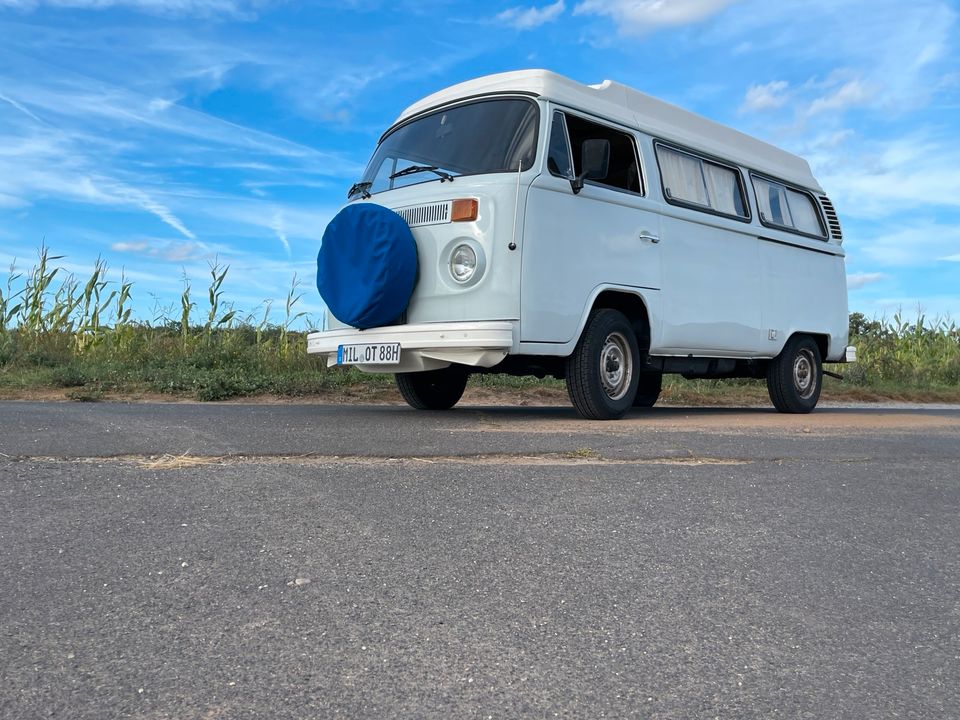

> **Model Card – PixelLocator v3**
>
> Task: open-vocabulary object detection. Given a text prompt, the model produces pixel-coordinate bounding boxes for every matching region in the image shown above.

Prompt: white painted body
[308,70,850,370]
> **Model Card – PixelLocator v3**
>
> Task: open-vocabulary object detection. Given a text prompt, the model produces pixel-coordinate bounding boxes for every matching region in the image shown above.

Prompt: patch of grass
[0,249,957,404]
[564,447,599,459]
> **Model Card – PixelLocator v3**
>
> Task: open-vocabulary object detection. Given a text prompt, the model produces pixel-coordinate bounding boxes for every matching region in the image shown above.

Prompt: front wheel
[396,367,469,410]
[766,335,822,413]
[566,309,640,420]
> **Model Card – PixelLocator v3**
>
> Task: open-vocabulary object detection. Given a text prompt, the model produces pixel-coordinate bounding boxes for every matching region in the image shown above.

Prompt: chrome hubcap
[599,332,633,401]
[793,349,817,399]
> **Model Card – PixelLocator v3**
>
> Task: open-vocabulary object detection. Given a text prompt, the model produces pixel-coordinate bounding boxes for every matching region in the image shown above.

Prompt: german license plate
[337,342,401,365]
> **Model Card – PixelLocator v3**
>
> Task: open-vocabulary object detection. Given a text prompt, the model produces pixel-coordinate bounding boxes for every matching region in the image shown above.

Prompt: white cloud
[497,0,565,30]
[740,80,789,112]
[846,272,886,289]
[806,78,873,117]
[115,184,197,240]
[270,210,291,256]
[0,91,45,124]
[857,296,960,323]
[713,0,958,114]
[574,0,738,34]
[111,241,151,253]
[110,239,202,262]
[856,223,960,268]
[147,97,175,113]
[941,254,960,262]
[0,192,29,209]
[111,239,204,262]
[816,135,960,220]
[0,41,364,253]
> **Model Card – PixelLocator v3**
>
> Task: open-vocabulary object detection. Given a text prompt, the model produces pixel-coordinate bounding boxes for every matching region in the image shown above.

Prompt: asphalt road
[1,401,958,719]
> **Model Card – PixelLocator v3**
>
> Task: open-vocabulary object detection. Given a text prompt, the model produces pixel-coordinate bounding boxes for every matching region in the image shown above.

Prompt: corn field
[844,311,960,387]
[0,247,354,400]
[1,248,958,400]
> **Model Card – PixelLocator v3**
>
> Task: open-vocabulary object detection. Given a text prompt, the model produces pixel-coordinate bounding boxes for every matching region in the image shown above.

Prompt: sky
[1,0,959,328]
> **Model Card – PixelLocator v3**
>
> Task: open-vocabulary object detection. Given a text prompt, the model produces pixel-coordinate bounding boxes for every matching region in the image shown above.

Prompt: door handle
[639,232,660,244]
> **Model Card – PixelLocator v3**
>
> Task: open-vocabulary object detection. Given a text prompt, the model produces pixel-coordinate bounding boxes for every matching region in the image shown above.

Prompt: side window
[564,113,643,194]
[752,176,826,238]
[656,144,748,219]
[547,112,573,178]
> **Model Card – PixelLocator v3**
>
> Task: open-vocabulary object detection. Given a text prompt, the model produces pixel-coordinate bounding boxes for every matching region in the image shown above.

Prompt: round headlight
[450,244,477,284]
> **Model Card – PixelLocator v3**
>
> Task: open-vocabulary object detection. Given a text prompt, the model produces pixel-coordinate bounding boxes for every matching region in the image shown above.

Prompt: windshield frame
[355,94,541,198]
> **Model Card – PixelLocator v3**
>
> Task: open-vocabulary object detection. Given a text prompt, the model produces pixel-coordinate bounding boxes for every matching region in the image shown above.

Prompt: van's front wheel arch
[767,334,823,413]
[396,367,469,411]
[566,308,640,420]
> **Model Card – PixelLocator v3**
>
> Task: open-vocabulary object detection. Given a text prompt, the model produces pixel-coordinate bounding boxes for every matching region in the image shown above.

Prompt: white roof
[396,69,821,192]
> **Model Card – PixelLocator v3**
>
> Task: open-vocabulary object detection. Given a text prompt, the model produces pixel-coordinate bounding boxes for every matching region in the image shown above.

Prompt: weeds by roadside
[1,248,958,402]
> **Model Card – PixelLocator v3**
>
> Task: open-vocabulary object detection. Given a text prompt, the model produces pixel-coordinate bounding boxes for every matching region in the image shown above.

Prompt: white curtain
[787,189,823,235]
[702,162,740,216]
[658,147,708,206]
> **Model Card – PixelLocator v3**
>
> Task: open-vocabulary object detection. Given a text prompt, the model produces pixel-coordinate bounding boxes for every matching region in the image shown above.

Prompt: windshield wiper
[389,165,455,183]
[347,181,372,199]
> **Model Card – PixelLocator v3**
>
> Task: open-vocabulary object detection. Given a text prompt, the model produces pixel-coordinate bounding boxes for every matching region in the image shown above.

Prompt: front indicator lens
[450,244,477,283]
[451,198,478,222]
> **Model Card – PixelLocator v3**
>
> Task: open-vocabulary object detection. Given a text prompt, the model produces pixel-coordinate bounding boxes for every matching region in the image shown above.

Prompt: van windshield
[357,98,539,196]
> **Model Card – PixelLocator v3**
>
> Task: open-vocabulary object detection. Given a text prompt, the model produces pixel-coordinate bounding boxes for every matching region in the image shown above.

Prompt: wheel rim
[599,331,633,401]
[793,348,818,399]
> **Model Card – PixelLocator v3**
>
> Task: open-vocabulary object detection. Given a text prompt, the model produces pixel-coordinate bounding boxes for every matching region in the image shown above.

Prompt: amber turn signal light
[451,198,478,222]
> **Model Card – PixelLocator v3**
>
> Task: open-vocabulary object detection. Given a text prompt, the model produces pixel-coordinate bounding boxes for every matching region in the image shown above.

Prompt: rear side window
[560,113,643,194]
[656,144,748,219]
[752,176,826,238]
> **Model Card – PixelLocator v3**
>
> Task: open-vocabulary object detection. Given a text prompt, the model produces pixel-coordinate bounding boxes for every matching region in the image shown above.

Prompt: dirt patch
[450,406,960,436]
[1,382,957,408]
[14,452,754,468]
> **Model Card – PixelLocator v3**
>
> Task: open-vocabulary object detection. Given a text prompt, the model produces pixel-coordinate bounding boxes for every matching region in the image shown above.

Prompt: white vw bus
[307,70,855,419]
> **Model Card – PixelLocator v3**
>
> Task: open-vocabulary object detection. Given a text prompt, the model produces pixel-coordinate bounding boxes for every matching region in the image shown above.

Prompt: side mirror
[571,139,610,194]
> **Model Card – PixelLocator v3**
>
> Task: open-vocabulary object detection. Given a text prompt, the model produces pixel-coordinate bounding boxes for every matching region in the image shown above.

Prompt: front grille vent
[395,202,451,228]
[818,195,843,242]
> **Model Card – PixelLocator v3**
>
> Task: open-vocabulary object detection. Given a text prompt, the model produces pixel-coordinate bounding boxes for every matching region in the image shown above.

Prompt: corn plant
[115,270,133,327]
[73,258,117,353]
[255,299,274,353]
[279,273,307,358]
[18,247,65,336]
[47,275,81,335]
[0,260,23,333]
[202,259,236,345]
[179,273,194,352]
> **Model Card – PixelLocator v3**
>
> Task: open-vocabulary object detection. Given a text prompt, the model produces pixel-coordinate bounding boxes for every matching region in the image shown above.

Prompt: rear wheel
[566,309,640,420]
[633,371,662,408]
[766,335,822,413]
[396,367,468,410]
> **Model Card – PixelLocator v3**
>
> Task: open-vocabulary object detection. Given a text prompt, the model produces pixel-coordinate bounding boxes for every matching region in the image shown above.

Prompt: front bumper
[306,321,515,373]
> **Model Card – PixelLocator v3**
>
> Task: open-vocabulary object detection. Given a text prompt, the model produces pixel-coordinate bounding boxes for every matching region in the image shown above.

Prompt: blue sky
[1,0,958,327]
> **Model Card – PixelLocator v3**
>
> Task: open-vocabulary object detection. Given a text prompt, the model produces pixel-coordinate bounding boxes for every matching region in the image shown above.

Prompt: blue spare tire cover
[316,203,417,330]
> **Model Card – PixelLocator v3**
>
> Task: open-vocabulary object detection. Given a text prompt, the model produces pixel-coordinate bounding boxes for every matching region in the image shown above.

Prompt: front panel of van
[325,95,545,338]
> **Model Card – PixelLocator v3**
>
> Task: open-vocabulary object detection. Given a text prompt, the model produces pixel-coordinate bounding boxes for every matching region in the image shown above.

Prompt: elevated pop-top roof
[395,69,821,192]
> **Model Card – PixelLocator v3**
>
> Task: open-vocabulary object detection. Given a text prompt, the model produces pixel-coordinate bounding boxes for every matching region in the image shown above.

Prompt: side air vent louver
[395,202,451,228]
[818,195,843,242]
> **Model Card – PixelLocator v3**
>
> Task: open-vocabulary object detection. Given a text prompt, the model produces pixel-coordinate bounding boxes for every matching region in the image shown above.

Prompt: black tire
[633,371,662,408]
[566,309,640,420]
[766,335,822,413]
[396,367,468,410]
